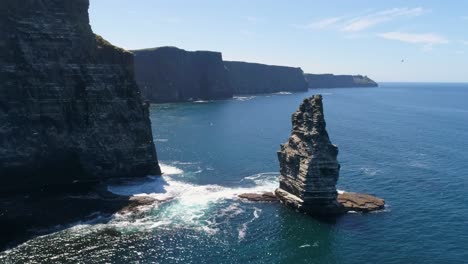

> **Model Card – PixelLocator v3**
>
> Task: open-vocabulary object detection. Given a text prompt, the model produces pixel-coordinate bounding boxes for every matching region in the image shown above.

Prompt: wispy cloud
[341,7,428,32]
[245,16,266,24]
[378,32,448,44]
[304,17,342,29]
[462,16,468,20]
[378,31,448,51]
[300,7,428,32]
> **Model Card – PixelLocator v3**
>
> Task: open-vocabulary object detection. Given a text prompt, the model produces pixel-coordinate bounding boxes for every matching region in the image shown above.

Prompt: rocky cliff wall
[132,47,233,103]
[225,61,308,95]
[0,0,161,194]
[305,74,378,88]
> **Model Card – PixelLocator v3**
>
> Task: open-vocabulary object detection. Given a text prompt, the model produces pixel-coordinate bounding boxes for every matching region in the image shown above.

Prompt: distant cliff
[305,74,378,88]
[132,47,232,103]
[0,0,161,194]
[225,61,308,95]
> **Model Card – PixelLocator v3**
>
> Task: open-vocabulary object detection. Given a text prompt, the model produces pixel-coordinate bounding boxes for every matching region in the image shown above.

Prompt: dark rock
[305,74,378,88]
[225,61,308,95]
[132,47,233,103]
[276,95,385,215]
[0,186,129,250]
[0,0,161,194]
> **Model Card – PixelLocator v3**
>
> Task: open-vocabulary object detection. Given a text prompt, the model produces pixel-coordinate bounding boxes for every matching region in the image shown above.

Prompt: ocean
[1,83,467,263]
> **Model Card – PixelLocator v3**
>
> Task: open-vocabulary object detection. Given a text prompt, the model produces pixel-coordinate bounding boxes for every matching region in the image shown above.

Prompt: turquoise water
[1,83,468,263]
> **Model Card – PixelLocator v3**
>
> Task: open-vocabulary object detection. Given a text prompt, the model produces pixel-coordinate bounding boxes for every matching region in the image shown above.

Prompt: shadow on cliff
[0,176,169,252]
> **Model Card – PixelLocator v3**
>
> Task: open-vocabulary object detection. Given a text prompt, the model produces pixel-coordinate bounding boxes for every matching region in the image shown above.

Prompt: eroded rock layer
[132,47,233,103]
[0,0,161,194]
[225,61,308,95]
[276,95,344,214]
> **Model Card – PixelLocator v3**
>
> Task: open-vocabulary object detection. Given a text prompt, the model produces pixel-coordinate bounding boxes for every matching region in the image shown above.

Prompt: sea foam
[107,163,279,234]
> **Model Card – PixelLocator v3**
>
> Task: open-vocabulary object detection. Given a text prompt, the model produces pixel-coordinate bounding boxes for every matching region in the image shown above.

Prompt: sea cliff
[225,61,308,95]
[132,47,232,103]
[0,0,161,193]
[305,74,378,88]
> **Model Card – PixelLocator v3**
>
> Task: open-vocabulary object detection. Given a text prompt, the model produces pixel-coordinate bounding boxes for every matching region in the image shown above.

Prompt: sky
[89,0,468,82]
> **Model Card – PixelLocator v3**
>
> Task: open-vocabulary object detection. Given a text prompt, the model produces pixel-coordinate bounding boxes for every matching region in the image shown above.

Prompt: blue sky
[89,0,468,82]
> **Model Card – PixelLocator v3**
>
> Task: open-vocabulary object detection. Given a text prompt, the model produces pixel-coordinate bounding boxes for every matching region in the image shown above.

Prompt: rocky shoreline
[0,185,161,251]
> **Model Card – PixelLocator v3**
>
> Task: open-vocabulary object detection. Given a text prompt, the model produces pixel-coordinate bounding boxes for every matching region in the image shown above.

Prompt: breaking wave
[106,163,278,234]
[233,96,256,101]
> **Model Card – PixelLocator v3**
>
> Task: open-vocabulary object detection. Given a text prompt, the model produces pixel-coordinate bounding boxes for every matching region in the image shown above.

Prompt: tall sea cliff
[225,61,308,95]
[0,0,161,194]
[133,47,233,103]
[305,74,378,88]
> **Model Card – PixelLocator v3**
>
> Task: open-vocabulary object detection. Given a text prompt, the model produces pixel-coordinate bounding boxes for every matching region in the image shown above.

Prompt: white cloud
[462,16,468,20]
[378,32,448,44]
[305,17,342,29]
[341,7,427,32]
[462,40,468,45]
[301,7,428,32]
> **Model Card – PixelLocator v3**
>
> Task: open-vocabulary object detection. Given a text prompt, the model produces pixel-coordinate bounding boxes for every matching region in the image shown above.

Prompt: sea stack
[239,95,385,213]
[276,95,344,214]
[0,0,161,194]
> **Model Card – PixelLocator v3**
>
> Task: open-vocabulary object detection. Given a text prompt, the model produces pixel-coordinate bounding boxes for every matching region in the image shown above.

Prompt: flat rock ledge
[238,192,278,202]
[238,190,385,214]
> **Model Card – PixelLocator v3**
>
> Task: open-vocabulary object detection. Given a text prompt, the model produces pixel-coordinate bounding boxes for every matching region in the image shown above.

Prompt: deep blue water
[1,83,468,263]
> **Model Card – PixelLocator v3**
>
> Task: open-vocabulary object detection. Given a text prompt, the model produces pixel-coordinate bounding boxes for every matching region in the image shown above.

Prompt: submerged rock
[275,95,384,215]
[0,0,161,194]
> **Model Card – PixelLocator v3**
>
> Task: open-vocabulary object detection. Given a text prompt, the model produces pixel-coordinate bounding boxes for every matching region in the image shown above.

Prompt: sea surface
[2,83,468,263]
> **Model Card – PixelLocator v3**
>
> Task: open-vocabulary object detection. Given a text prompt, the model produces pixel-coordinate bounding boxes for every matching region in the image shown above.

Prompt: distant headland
[305,74,378,89]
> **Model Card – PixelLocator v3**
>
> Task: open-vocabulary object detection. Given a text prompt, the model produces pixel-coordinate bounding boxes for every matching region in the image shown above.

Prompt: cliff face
[305,74,378,88]
[132,47,232,103]
[225,61,308,95]
[0,0,161,194]
[276,95,343,214]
